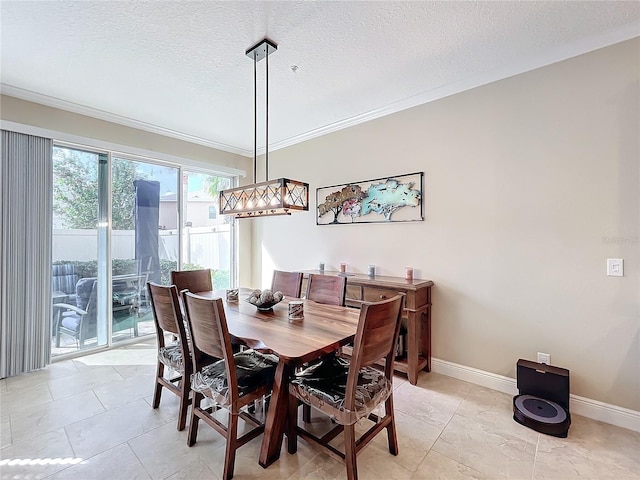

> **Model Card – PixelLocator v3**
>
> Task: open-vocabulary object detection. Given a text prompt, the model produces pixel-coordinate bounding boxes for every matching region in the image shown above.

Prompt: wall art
[316,172,423,225]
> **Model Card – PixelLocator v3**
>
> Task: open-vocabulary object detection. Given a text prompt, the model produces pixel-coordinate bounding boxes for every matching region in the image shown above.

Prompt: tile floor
[1,339,639,480]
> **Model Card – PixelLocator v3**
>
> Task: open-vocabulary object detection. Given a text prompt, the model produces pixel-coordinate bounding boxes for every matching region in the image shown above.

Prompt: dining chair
[287,294,405,480]
[147,282,192,431]
[171,268,212,293]
[300,273,348,421]
[305,273,347,306]
[181,291,279,480]
[271,270,304,298]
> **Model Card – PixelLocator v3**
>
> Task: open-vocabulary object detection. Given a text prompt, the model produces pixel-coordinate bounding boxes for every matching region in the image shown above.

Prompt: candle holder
[405,267,413,281]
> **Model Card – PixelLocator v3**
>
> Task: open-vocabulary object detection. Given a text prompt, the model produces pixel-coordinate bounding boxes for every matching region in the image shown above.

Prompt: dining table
[195,287,361,468]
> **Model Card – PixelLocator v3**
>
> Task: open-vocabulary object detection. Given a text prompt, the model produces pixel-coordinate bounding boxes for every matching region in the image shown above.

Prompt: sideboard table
[301,270,434,385]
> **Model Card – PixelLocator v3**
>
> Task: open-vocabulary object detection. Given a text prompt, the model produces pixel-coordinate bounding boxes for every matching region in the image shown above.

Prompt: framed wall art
[316,172,423,225]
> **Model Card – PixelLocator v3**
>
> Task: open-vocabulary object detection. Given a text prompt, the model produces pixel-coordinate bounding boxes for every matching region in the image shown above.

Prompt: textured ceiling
[1,1,639,156]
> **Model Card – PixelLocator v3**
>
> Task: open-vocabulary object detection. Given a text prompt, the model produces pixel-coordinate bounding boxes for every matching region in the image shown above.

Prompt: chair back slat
[171,269,212,294]
[271,270,304,298]
[306,274,347,306]
[345,294,404,409]
[358,305,402,367]
[147,282,182,337]
[181,292,232,368]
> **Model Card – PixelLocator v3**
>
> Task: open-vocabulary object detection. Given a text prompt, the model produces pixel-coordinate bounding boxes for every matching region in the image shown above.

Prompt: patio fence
[52,226,230,270]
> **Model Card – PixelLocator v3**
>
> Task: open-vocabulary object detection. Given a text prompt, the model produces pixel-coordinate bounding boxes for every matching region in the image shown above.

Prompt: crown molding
[0,84,253,157]
[0,119,246,178]
[269,24,640,153]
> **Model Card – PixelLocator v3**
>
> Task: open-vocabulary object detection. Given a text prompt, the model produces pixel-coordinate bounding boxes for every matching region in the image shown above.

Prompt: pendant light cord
[265,44,269,182]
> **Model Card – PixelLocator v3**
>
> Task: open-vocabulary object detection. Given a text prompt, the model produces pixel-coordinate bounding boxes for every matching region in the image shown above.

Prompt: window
[181,171,233,289]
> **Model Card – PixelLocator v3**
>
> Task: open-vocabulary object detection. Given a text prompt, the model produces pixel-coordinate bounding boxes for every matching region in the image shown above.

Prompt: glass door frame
[51,141,112,357]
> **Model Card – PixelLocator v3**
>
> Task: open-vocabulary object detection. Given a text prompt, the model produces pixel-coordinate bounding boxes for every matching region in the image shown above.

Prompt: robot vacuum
[513,359,571,438]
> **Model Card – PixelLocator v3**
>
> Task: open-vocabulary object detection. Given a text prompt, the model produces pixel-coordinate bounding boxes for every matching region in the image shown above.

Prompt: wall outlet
[537,352,551,365]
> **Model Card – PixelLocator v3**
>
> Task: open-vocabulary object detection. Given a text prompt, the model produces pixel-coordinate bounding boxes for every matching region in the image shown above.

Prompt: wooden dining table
[196,287,361,468]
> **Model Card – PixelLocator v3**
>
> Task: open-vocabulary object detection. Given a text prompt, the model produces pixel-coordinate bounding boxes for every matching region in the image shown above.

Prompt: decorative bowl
[245,289,284,311]
[247,299,283,311]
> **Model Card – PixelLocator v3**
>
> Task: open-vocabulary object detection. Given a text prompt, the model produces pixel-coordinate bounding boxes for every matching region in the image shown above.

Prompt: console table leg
[421,309,431,372]
[407,312,419,385]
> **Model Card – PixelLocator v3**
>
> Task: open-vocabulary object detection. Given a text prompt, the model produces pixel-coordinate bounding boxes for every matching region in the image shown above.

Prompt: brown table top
[195,287,361,364]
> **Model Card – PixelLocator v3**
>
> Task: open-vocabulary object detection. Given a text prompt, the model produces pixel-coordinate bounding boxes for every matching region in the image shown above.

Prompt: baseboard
[430,358,640,433]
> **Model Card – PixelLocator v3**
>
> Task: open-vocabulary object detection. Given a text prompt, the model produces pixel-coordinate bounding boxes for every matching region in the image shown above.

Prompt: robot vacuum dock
[513,359,571,437]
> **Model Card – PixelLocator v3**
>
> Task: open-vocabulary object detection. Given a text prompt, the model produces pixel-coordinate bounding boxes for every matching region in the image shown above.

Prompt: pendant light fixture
[219,38,309,218]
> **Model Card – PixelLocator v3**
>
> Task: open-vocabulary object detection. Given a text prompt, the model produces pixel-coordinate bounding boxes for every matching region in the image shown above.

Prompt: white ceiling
[1,1,639,157]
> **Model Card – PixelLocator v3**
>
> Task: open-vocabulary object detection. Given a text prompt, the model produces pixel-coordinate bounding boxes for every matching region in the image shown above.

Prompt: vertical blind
[1,130,53,378]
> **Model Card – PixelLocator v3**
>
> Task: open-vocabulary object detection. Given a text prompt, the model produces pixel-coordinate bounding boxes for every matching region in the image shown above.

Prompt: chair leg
[344,424,358,480]
[54,311,61,347]
[187,391,202,447]
[385,395,399,455]
[302,403,312,423]
[287,395,298,454]
[152,362,164,408]
[177,371,190,431]
[223,410,239,480]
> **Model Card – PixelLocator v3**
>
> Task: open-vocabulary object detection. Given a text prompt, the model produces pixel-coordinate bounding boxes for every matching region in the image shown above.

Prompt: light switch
[607,258,623,277]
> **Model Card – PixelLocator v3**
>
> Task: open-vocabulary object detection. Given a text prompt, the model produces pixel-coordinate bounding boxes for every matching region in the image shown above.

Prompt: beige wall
[252,39,640,410]
[0,95,255,285]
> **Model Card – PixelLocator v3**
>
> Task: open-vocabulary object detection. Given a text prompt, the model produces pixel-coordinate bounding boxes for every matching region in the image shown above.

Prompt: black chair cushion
[289,354,392,425]
[191,350,278,406]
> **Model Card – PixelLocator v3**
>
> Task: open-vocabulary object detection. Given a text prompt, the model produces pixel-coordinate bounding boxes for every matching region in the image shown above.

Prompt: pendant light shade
[219,177,309,218]
[219,38,309,218]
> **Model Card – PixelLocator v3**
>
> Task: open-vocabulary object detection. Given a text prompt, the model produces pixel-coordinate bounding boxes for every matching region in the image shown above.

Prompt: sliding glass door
[51,146,235,357]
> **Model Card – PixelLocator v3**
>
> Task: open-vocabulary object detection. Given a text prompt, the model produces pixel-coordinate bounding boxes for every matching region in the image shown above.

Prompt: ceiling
[1,1,638,157]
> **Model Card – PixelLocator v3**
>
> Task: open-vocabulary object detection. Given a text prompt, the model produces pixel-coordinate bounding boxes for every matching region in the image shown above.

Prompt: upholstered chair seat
[289,355,392,425]
[191,349,278,406]
[158,342,184,371]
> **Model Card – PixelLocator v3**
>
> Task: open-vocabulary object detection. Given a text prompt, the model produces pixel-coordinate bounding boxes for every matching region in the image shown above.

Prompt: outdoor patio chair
[53,276,141,348]
[52,263,79,304]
